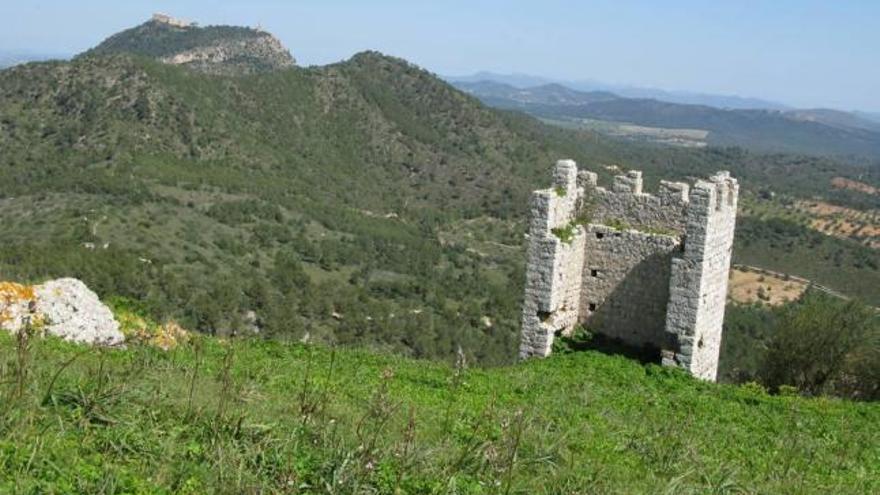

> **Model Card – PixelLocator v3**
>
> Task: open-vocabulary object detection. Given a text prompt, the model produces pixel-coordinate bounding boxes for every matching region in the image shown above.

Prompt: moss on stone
[551,223,577,244]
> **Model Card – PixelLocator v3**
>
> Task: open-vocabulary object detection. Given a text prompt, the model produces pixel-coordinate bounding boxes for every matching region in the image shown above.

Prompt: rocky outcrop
[160,33,295,75]
[1,278,124,346]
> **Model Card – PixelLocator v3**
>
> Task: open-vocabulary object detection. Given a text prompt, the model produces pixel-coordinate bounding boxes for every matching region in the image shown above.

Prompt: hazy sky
[2,0,878,112]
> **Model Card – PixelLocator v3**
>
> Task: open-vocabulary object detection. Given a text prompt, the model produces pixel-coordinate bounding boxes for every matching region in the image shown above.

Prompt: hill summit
[81,13,295,75]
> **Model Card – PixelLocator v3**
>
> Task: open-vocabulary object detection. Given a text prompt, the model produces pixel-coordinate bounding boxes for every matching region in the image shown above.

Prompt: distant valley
[453,79,880,160]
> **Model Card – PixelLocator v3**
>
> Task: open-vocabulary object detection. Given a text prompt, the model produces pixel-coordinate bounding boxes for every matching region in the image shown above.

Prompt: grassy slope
[1,332,877,494]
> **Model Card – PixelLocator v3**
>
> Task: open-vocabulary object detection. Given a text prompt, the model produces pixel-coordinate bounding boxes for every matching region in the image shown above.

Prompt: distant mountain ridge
[454,79,880,159]
[856,111,880,124]
[786,108,880,134]
[446,71,791,111]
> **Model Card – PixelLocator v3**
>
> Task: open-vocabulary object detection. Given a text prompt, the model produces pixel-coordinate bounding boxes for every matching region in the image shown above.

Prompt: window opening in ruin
[590,269,598,277]
[588,303,597,311]
[698,337,704,349]
[596,232,604,239]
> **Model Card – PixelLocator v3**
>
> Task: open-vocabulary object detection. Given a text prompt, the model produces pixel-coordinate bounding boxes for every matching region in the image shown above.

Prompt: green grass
[1,331,877,494]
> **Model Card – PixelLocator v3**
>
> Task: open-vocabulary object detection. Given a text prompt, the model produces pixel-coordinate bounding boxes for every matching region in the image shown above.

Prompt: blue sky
[2,0,878,111]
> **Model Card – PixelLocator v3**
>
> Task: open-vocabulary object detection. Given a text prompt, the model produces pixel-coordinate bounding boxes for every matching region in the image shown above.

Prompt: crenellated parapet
[529,160,582,235]
[520,161,739,381]
[579,170,691,235]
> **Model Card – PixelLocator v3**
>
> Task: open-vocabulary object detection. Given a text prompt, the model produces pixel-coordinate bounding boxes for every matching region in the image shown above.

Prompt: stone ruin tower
[519,160,738,381]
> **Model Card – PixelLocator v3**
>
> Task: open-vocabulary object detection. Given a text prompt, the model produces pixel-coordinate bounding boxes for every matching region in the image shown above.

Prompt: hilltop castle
[152,13,193,28]
[519,160,738,381]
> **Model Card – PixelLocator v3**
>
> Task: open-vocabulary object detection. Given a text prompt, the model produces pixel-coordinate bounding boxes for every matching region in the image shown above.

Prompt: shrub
[757,292,879,400]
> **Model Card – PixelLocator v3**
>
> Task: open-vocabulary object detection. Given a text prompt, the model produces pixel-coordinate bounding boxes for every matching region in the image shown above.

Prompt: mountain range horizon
[445,70,792,111]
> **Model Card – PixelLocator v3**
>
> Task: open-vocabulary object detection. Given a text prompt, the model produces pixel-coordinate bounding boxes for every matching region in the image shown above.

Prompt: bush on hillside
[757,292,879,400]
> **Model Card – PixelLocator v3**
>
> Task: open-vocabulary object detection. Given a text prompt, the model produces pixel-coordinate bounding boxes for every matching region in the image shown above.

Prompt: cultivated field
[796,200,880,248]
[541,117,709,148]
[728,267,808,305]
[831,177,878,196]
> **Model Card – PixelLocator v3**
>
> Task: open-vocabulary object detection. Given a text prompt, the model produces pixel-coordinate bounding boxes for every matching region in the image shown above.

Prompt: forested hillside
[0,44,601,365]
[1,19,878,369]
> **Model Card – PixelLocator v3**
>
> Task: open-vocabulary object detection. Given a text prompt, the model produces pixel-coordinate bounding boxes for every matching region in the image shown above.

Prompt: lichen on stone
[1,278,124,346]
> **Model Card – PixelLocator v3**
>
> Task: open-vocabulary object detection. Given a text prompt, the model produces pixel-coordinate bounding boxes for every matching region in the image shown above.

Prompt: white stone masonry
[520,161,738,381]
[519,160,586,358]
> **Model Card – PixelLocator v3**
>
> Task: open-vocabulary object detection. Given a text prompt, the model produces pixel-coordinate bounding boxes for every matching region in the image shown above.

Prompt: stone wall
[519,160,586,358]
[579,170,690,234]
[520,161,739,382]
[579,225,680,348]
[663,172,739,381]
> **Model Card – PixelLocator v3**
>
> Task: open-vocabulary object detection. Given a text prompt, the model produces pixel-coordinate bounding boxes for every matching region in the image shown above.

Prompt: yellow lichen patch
[0,282,36,301]
[116,309,152,337]
[115,305,189,350]
[152,321,189,350]
[0,281,37,328]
